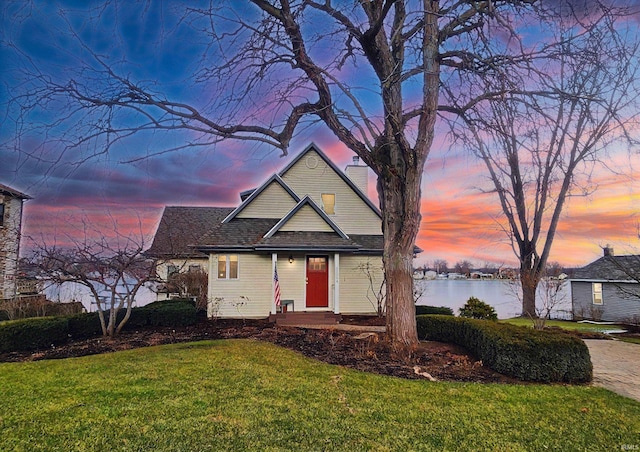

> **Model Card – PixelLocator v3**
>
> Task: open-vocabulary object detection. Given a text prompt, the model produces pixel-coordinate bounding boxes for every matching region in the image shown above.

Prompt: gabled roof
[0,183,32,200]
[264,195,349,239]
[278,143,382,218]
[145,206,234,257]
[222,174,300,223]
[572,255,640,282]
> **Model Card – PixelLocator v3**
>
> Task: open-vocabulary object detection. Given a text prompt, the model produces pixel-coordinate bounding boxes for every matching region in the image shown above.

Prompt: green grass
[1,340,639,451]
[501,318,626,333]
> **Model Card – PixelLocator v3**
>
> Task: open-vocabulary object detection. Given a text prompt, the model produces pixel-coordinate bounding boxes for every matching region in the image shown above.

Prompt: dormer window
[321,193,335,215]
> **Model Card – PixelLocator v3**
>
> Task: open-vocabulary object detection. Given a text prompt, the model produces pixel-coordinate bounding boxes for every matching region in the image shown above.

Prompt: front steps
[268,311,342,326]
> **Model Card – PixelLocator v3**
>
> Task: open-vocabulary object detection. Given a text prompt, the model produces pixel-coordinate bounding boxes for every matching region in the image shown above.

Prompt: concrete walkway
[584,339,640,402]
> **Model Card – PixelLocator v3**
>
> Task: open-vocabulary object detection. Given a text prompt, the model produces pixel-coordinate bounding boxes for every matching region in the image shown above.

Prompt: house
[570,246,640,323]
[147,144,389,319]
[0,183,32,301]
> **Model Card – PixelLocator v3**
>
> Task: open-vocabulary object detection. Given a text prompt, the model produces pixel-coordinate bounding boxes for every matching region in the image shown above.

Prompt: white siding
[208,254,273,318]
[0,196,24,300]
[339,255,384,314]
[236,181,297,218]
[276,254,306,311]
[281,150,381,235]
[279,205,334,232]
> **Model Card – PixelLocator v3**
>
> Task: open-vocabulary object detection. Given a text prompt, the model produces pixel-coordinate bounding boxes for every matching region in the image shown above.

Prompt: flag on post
[274,263,281,307]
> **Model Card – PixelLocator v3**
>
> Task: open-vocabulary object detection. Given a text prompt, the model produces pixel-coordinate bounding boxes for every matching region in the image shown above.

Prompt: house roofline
[222,174,300,224]
[569,278,638,284]
[278,143,382,218]
[263,195,349,239]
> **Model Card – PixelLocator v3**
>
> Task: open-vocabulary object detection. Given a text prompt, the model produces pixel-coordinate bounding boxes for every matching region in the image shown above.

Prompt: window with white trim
[592,282,603,305]
[321,193,335,215]
[217,255,238,279]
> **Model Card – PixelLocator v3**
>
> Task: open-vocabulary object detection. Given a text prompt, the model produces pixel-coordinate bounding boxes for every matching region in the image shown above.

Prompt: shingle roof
[573,255,640,281]
[256,232,360,249]
[0,183,32,199]
[199,218,280,248]
[145,206,234,257]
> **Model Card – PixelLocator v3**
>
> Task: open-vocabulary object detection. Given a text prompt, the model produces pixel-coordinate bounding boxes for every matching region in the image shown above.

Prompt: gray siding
[572,280,640,323]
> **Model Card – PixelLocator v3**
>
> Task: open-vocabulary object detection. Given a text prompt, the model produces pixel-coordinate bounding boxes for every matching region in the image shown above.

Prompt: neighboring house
[147,144,389,318]
[570,246,640,323]
[0,183,32,301]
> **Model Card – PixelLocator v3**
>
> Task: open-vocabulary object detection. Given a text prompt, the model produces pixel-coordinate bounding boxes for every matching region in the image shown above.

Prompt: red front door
[306,256,329,308]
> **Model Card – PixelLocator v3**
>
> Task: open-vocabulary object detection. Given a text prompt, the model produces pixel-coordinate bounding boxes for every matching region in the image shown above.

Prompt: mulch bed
[0,318,522,384]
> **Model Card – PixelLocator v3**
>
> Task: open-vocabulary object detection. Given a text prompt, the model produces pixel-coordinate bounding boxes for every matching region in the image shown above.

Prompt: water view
[415,279,572,320]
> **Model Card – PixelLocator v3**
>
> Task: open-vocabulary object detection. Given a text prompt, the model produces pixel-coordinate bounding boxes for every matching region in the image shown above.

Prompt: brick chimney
[603,245,614,257]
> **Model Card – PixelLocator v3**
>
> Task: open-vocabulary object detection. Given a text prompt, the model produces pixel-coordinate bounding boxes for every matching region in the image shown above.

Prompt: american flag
[274,263,281,307]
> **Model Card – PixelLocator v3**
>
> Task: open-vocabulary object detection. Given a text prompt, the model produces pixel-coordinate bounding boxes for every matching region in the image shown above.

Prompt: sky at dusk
[1,1,639,268]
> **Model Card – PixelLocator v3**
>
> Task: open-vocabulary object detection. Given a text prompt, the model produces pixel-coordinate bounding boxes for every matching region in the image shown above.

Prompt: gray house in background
[571,247,640,323]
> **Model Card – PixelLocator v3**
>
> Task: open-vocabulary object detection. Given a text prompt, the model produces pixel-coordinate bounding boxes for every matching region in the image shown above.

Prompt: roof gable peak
[264,195,349,239]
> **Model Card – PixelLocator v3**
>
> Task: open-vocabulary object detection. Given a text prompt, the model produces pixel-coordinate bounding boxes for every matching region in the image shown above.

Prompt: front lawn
[1,340,638,451]
[501,318,625,333]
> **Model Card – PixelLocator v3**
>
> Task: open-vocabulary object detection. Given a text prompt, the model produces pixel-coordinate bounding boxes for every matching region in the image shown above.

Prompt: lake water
[415,279,573,320]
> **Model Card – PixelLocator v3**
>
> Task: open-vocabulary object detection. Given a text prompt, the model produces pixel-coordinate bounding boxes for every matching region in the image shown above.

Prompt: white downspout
[334,253,340,314]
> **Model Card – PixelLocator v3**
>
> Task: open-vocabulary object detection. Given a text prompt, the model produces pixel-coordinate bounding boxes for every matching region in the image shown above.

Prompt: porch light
[289,255,294,264]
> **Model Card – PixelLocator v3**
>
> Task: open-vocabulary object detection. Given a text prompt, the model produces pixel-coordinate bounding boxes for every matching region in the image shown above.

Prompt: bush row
[415,305,454,316]
[416,315,592,383]
[0,300,197,353]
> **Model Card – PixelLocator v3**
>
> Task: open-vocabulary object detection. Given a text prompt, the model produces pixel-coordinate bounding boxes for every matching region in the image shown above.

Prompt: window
[167,264,178,278]
[592,283,603,305]
[189,264,201,273]
[0,203,4,227]
[321,193,335,215]
[217,255,238,279]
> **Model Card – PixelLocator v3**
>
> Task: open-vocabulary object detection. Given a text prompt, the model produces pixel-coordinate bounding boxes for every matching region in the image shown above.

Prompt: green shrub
[417,315,592,383]
[67,312,103,339]
[458,296,498,320]
[145,300,197,327]
[0,317,69,353]
[415,305,454,316]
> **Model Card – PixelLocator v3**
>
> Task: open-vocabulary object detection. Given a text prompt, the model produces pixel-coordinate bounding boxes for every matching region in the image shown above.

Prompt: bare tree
[454,260,472,276]
[4,1,598,347]
[433,259,448,274]
[27,234,157,337]
[443,3,640,317]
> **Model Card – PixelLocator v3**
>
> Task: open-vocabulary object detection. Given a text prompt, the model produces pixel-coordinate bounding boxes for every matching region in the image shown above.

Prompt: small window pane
[229,255,238,279]
[592,283,603,305]
[321,193,335,215]
[218,256,227,279]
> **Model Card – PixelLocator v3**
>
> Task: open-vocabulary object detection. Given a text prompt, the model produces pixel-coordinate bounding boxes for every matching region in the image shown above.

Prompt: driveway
[584,339,640,402]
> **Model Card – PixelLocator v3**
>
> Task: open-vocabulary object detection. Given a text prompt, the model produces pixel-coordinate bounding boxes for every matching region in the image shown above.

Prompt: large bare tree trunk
[377,143,422,348]
[520,266,539,319]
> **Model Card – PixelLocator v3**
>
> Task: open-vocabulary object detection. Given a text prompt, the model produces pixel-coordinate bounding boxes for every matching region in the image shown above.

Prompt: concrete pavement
[585,339,640,402]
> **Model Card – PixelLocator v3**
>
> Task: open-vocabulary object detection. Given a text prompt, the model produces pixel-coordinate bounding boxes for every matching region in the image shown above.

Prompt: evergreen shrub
[416,315,592,383]
[458,296,498,320]
[415,305,454,316]
[0,317,69,353]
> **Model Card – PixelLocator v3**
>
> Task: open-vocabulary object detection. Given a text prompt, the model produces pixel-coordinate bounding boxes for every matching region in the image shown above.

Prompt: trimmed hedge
[0,301,198,353]
[415,305,454,316]
[0,317,69,353]
[417,315,592,383]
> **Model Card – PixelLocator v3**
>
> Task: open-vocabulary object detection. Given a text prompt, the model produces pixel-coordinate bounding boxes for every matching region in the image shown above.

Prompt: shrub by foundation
[415,305,454,316]
[67,312,103,340]
[0,317,69,353]
[417,315,592,383]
